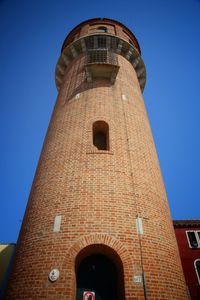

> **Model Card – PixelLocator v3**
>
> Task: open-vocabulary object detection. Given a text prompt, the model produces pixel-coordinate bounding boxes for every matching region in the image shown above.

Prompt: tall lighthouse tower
[6,18,187,300]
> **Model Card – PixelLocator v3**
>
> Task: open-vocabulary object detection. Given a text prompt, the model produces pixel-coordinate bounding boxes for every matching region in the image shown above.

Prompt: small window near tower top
[194,259,200,284]
[97,26,107,33]
[93,121,109,151]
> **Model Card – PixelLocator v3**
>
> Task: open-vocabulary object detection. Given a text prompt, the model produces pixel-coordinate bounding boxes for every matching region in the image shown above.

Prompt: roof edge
[173,219,200,227]
[61,17,141,54]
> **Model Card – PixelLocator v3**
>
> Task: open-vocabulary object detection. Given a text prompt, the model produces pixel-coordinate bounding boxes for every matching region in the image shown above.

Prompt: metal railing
[87,36,117,50]
[86,49,118,66]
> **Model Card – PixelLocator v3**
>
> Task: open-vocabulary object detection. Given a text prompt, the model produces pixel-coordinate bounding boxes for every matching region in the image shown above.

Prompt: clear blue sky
[0,0,200,243]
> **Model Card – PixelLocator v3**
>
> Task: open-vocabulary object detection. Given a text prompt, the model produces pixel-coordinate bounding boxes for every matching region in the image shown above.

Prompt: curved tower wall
[6,18,187,299]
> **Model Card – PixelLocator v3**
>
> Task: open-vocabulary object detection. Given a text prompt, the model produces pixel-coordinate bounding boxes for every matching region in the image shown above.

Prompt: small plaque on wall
[133,275,142,284]
[48,269,60,282]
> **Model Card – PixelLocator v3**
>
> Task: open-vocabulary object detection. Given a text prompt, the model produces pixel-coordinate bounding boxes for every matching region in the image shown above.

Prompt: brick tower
[6,18,187,300]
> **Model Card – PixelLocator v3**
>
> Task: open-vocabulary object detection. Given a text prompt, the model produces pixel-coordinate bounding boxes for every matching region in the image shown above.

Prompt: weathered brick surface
[6,19,187,299]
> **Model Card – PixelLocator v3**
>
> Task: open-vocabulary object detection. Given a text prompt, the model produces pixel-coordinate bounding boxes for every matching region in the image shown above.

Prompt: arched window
[97,26,107,33]
[195,259,200,284]
[93,121,109,150]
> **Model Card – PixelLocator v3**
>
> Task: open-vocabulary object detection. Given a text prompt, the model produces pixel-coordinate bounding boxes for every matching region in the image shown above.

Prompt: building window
[186,231,200,248]
[93,121,109,150]
[97,26,107,33]
[194,259,200,284]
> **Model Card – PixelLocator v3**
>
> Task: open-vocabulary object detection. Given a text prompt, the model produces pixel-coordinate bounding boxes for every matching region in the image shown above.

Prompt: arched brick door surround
[62,234,132,299]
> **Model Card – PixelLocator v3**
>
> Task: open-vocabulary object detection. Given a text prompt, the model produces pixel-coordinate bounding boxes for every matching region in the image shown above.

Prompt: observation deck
[55,18,146,91]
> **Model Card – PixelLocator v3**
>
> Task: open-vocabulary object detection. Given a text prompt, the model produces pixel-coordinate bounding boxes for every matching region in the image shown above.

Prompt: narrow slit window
[187,231,200,248]
[93,121,109,151]
[194,259,200,284]
[188,232,198,248]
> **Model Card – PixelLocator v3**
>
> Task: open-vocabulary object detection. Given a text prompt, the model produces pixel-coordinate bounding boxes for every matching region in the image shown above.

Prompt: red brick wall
[6,19,187,300]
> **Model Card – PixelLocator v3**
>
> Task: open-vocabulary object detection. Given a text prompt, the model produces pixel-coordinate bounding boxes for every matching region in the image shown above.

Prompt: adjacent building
[174,220,200,300]
[0,244,15,300]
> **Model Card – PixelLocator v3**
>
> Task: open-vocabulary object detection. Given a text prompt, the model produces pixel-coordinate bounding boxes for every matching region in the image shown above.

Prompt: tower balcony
[85,49,119,83]
[55,34,146,91]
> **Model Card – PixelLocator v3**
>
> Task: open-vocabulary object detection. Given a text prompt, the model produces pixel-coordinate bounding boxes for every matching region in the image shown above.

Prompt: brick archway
[62,234,132,299]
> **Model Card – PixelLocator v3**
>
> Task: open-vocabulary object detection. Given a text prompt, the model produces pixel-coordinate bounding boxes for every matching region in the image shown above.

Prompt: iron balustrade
[86,49,118,66]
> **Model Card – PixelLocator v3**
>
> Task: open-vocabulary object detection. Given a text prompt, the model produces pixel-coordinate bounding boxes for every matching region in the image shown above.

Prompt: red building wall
[174,221,200,300]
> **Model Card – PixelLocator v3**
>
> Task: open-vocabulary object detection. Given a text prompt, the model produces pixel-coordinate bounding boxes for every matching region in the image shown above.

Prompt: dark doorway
[76,254,118,300]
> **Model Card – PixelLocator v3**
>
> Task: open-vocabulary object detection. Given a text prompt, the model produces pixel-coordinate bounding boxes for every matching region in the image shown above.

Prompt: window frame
[97,26,107,33]
[186,230,200,248]
[194,259,200,284]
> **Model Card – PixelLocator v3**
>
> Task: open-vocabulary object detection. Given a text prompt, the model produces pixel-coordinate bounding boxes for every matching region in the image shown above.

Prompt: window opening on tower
[93,121,109,151]
[97,26,107,33]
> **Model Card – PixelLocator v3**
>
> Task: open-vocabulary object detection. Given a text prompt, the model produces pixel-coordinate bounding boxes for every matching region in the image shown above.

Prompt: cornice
[55,34,146,92]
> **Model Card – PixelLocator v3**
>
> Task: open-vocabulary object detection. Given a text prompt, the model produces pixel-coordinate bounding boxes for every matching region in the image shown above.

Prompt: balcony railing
[87,49,118,65]
[85,49,119,83]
